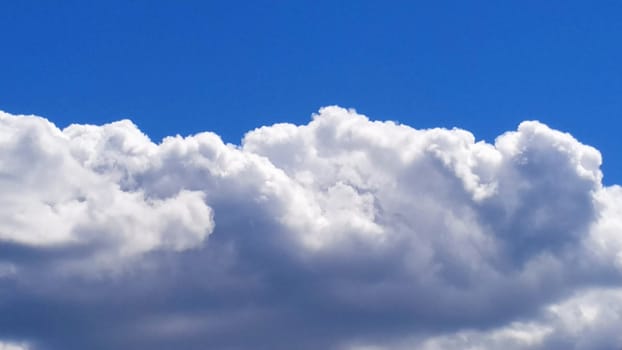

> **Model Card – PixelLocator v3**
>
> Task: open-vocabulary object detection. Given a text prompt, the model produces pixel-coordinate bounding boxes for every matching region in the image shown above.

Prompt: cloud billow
[0,107,621,350]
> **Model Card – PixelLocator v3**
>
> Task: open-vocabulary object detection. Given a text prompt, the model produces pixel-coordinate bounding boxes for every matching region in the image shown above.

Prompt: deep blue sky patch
[1,1,620,182]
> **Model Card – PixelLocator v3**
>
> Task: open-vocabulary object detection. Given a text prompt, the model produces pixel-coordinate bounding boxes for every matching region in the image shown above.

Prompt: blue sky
[3,3,622,349]
[2,1,621,181]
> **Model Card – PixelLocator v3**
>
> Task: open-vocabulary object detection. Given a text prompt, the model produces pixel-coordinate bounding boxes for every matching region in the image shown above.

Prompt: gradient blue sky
[1,0,621,182]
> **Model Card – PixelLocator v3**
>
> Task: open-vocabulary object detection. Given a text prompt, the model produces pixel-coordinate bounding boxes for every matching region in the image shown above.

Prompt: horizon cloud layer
[1,107,621,349]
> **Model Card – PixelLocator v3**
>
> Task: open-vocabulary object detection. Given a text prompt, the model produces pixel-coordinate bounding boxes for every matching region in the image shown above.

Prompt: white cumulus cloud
[0,107,621,349]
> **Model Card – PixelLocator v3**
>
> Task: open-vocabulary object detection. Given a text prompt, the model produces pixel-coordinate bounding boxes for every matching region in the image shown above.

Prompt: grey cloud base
[0,107,621,349]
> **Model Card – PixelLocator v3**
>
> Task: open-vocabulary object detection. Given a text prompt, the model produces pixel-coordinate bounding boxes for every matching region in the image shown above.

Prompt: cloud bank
[1,107,621,349]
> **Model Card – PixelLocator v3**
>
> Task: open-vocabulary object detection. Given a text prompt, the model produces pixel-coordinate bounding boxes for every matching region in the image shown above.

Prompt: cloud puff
[0,113,214,273]
[0,342,29,350]
[0,107,621,349]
